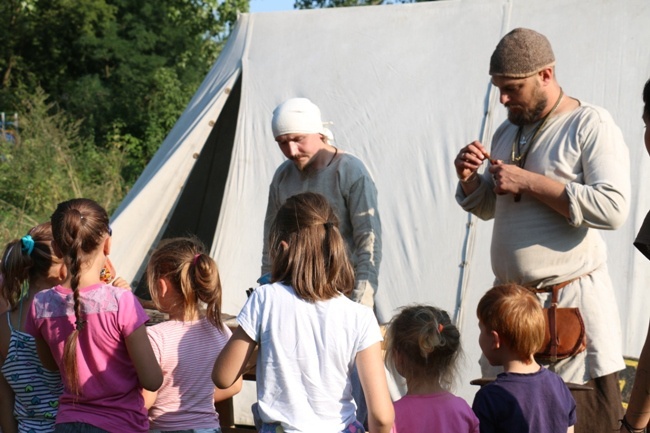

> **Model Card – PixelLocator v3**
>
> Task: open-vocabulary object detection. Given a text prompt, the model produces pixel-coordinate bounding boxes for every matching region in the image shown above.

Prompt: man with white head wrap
[262,97,382,308]
[260,97,382,428]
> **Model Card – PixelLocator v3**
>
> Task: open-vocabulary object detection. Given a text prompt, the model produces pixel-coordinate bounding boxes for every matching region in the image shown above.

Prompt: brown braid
[51,199,109,396]
[62,238,83,395]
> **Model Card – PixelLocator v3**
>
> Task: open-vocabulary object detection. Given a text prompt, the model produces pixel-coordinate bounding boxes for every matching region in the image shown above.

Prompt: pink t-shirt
[391,391,479,433]
[25,283,150,433]
[146,318,232,430]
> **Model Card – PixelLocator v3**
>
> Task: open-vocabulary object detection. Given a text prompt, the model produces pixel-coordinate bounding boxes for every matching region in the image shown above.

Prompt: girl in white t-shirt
[143,237,242,433]
[213,192,394,433]
[384,305,479,433]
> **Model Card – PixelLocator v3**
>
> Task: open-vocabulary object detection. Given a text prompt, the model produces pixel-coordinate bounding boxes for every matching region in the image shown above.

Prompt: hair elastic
[75,319,87,331]
[193,254,201,266]
[438,323,444,333]
[21,235,35,256]
[324,222,333,230]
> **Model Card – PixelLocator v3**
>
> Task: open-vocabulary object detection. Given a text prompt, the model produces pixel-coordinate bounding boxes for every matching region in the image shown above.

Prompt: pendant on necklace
[519,135,527,146]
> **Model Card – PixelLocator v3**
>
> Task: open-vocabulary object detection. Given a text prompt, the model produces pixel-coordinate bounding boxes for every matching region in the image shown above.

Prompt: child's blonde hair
[476,284,545,361]
[146,237,223,329]
[385,304,462,391]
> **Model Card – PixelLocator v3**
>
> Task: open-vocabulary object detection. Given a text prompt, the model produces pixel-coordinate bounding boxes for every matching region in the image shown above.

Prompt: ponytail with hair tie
[1,223,57,311]
[146,237,224,329]
[21,235,35,256]
[385,304,462,391]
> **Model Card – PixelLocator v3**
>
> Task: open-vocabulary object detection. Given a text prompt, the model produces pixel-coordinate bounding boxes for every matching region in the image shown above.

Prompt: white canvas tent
[110,0,650,403]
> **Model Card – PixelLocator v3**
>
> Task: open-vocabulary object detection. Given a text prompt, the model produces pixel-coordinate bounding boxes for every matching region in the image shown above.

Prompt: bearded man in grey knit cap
[454,28,630,432]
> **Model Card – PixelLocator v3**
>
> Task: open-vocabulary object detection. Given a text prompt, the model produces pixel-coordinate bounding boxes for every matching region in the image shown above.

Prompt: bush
[0,88,128,246]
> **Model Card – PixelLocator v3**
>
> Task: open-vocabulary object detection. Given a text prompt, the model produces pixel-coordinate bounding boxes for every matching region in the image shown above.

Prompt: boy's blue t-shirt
[472,367,576,433]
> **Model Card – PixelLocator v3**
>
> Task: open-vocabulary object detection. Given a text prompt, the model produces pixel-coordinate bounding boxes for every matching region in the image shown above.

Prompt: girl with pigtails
[0,222,64,432]
[25,198,162,433]
[213,192,394,433]
[142,237,242,432]
[384,305,478,433]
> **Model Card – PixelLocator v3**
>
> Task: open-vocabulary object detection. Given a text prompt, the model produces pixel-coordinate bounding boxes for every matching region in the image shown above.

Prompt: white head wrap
[271,97,334,141]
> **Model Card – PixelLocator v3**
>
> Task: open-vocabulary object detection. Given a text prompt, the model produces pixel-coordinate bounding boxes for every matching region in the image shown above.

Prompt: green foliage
[0,88,127,246]
[0,0,248,186]
[0,0,248,244]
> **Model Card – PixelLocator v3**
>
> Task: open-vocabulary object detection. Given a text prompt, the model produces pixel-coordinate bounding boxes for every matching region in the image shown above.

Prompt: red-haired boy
[473,284,576,433]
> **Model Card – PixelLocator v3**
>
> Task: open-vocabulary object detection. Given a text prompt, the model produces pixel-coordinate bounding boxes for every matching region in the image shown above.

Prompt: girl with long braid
[25,198,162,433]
[0,222,65,432]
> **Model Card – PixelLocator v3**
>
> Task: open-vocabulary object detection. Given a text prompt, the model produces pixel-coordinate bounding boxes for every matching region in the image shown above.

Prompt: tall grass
[0,88,128,246]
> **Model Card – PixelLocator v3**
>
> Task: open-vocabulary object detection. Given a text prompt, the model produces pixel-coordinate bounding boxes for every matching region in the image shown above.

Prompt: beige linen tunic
[457,103,630,383]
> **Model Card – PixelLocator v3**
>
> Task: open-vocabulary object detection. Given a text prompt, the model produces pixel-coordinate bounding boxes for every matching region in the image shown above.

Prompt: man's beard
[507,91,548,126]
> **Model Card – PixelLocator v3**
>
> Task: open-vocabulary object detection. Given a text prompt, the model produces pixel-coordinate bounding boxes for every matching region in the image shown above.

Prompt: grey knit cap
[489,28,555,78]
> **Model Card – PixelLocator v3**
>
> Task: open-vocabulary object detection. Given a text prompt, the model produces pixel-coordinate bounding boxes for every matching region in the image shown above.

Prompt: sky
[249,0,296,13]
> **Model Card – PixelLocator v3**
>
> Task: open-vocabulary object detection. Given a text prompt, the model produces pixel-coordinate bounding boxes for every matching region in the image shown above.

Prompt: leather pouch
[534,283,587,363]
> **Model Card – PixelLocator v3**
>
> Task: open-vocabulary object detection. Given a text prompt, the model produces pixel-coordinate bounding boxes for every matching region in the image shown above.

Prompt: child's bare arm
[142,388,158,410]
[212,327,257,389]
[0,318,16,433]
[35,337,58,371]
[213,376,243,402]
[356,342,394,433]
[0,370,18,433]
[621,322,650,432]
[125,325,163,391]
